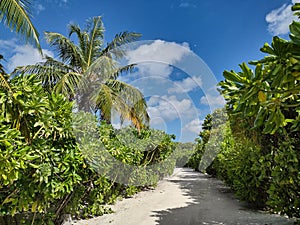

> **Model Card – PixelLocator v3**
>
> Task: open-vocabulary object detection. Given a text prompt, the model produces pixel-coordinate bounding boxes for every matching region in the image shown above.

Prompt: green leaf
[290,21,300,38]
[260,43,274,55]
[254,108,266,128]
[239,62,253,80]
[223,70,243,83]
[31,201,38,212]
[2,197,14,204]
[258,91,267,102]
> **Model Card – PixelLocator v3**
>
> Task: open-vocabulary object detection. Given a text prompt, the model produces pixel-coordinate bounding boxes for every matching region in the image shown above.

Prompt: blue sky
[0,0,299,142]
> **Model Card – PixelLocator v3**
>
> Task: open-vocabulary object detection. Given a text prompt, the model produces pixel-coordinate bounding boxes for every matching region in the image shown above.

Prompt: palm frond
[92,83,113,121]
[13,56,70,73]
[0,0,41,52]
[13,56,85,95]
[68,23,87,58]
[102,79,149,128]
[45,31,85,68]
[85,16,104,67]
[0,72,12,92]
[54,71,84,98]
[109,64,136,80]
[84,55,119,83]
[0,55,11,91]
[0,54,6,74]
[101,32,141,59]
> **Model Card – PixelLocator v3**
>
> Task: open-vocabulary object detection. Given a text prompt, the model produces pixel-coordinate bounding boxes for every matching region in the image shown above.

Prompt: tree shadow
[151,168,296,225]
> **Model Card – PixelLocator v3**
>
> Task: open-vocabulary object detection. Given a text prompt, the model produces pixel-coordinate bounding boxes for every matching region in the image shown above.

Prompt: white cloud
[134,63,173,78]
[0,39,17,48]
[8,45,54,72]
[183,118,203,134]
[0,40,54,72]
[168,76,202,94]
[126,40,191,78]
[200,94,225,108]
[147,95,195,123]
[179,2,196,8]
[44,0,68,7]
[58,0,68,7]
[35,3,45,14]
[265,1,300,35]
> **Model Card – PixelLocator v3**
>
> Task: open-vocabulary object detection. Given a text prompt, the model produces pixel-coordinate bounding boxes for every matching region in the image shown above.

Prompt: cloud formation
[126,40,191,78]
[266,0,300,35]
[179,2,196,9]
[183,118,203,134]
[168,76,202,94]
[0,40,54,72]
[121,40,215,142]
[34,3,45,15]
[200,93,225,108]
[147,95,195,123]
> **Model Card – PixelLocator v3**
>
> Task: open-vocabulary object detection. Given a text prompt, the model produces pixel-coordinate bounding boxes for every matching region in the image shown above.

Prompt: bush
[0,75,177,224]
[267,137,300,218]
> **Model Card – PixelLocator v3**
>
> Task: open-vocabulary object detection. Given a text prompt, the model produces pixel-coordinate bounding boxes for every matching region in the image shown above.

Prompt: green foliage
[77,117,177,186]
[0,74,84,224]
[187,108,227,172]
[0,74,177,224]
[212,128,269,208]
[267,137,300,218]
[14,16,149,130]
[214,4,300,219]
[174,142,196,167]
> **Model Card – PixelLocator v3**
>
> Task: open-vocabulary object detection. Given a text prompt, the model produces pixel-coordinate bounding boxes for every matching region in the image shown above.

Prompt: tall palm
[15,16,149,130]
[0,0,40,51]
[0,0,41,91]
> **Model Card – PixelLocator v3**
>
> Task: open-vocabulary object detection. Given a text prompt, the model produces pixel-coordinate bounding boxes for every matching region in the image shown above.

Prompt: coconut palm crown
[14,16,149,130]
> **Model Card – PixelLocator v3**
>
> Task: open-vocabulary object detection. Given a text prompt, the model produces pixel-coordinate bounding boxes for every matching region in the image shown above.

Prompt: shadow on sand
[151,168,296,225]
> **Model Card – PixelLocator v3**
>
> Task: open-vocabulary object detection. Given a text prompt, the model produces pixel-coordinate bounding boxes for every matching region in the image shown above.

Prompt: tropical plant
[14,16,149,130]
[0,0,40,51]
[187,108,227,172]
[215,4,300,218]
[0,74,174,224]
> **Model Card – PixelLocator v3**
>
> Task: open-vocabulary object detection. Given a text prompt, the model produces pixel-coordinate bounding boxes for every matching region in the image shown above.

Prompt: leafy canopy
[14,16,149,130]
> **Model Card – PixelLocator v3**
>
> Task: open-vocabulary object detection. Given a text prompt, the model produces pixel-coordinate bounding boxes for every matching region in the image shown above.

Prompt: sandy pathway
[68,168,296,225]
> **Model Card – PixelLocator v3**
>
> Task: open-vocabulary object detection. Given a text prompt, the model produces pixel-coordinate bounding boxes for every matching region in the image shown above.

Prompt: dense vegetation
[14,16,149,130]
[0,73,177,224]
[189,4,300,220]
[1,0,300,224]
[0,4,178,224]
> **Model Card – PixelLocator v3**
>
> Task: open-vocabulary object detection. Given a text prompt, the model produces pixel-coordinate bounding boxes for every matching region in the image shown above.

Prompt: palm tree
[15,16,149,130]
[0,0,40,51]
[0,0,41,92]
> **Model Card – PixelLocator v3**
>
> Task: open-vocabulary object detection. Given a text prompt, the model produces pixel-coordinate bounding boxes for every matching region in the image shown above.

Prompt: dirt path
[70,168,296,225]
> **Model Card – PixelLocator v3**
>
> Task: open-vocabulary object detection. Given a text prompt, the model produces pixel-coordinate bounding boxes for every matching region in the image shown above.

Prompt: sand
[66,168,296,225]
